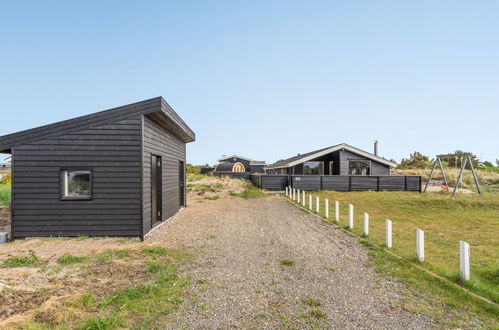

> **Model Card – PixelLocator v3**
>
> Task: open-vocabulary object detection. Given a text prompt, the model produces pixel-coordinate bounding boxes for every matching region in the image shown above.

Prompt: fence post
[386,219,392,248]
[335,201,339,222]
[363,213,369,236]
[325,199,329,219]
[309,195,312,210]
[302,191,306,207]
[416,229,424,262]
[460,241,470,281]
[285,187,288,196]
[292,188,296,200]
[316,196,319,213]
[297,189,300,203]
[348,204,354,229]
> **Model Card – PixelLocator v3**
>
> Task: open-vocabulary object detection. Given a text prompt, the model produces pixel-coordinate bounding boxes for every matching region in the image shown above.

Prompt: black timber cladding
[142,116,186,235]
[0,97,195,239]
[12,117,143,238]
[250,174,421,192]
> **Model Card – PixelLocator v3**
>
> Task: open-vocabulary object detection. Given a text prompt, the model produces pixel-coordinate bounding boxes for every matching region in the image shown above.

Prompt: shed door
[151,155,162,224]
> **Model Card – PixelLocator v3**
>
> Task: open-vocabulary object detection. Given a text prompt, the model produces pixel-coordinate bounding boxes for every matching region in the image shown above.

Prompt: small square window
[61,169,92,200]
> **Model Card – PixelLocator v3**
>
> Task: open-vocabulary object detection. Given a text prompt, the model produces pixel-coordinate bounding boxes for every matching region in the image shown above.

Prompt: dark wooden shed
[0,97,195,239]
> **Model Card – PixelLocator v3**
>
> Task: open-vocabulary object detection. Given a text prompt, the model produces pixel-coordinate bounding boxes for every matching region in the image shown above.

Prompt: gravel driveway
[148,196,433,329]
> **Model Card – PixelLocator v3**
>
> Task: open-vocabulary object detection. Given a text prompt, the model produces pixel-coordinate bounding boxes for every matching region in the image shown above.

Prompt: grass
[2,250,39,268]
[280,259,294,266]
[57,253,88,265]
[291,190,499,326]
[204,195,220,200]
[0,183,10,206]
[228,180,266,199]
[304,297,321,307]
[22,247,190,329]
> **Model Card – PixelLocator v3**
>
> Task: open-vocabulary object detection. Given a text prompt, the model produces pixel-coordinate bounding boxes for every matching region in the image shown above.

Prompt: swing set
[423,153,482,196]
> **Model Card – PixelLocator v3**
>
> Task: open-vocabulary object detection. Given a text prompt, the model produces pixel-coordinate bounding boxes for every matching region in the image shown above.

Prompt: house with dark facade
[0,97,195,239]
[253,143,420,191]
[215,155,266,174]
[265,143,396,175]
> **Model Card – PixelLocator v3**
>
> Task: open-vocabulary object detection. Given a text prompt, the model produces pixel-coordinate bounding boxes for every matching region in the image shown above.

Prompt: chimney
[374,140,378,156]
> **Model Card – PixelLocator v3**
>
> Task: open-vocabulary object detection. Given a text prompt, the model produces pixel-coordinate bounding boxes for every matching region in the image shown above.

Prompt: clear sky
[0,1,497,165]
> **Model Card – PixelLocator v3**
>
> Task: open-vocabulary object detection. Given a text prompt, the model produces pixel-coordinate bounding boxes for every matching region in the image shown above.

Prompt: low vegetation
[187,174,265,201]
[2,250,39,268]
[394,167,499,193]
[2,247,191,329]
[304,190,498,325]
[0,184,10,206]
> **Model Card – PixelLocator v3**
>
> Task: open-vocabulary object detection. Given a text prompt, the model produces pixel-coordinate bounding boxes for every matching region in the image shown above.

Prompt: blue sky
[0,1,497,165]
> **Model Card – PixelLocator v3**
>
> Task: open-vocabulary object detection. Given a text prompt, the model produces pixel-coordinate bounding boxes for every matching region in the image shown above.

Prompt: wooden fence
[250,174,421,192]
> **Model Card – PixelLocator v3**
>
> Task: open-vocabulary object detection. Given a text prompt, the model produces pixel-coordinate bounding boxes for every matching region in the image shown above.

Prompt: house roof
[218,155,267,166]
[266,143,397,169]
[217,155,255,162]
[0,97,195,153]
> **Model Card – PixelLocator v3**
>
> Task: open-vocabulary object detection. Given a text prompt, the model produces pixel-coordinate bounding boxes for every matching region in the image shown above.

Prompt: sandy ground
[148,197,434,329]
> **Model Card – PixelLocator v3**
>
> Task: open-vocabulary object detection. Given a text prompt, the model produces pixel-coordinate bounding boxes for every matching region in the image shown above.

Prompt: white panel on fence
[416,229,424,262]
[460,241,470,281]
[316,196,319,212]
[386,219,392,248]
[335,201,339,222]
[297,189,300,203]
[302,191,306,207]
[325,199,329,218]
[309,195,312,210]
[348,204,354,229]
[363,213,369,236]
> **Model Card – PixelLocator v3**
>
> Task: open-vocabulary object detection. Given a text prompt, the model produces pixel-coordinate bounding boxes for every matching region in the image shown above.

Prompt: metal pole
[452,157,468,196]
[424,157,439,193]
[468,155,482,195]
[437,157,448,186]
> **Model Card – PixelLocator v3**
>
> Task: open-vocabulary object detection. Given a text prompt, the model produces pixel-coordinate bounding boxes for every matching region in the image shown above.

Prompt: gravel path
[148,196,433,329]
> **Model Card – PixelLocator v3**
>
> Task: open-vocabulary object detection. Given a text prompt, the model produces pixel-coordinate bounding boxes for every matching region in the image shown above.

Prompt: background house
[0,97,195,239]
[265,143,397,176]
[215,155,266,174]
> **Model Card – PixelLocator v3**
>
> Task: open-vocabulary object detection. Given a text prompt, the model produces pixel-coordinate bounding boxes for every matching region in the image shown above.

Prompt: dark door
[179,160,185,207]
[151,155,162,224]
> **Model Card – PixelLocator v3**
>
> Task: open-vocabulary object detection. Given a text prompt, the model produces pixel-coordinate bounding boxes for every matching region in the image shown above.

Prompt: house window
[349,160,370,175]
[61,169,92,200]
[329,161,334,175]
[303,161,324,175]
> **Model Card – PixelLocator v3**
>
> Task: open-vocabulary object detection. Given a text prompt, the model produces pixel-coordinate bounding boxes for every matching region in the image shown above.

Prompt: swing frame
[423,154,481,196]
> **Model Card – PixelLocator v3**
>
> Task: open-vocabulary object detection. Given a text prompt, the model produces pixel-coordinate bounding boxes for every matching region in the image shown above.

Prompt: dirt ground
[0,177,437,328]
[0,207,9,236]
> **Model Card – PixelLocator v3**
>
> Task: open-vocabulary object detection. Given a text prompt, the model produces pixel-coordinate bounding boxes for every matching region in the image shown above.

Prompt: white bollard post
[309,195,312,210]
[335,201,339,222]
[416,229,425,262]
[385,219,392,248]
[460,241,470,281]
[292,188,295,200]
[348,204,354,229]
[297,189,300,203]
[363,213,369,236]
[285,187,288,196]
[325,199,329,218]
[316,196,319,213]
[302,191,306,207]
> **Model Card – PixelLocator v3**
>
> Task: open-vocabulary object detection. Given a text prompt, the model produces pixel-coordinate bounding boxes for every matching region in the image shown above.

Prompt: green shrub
[0,172,11,184]
[3,250,39,268]
[0,184,11,206]
[57,253,88,265]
